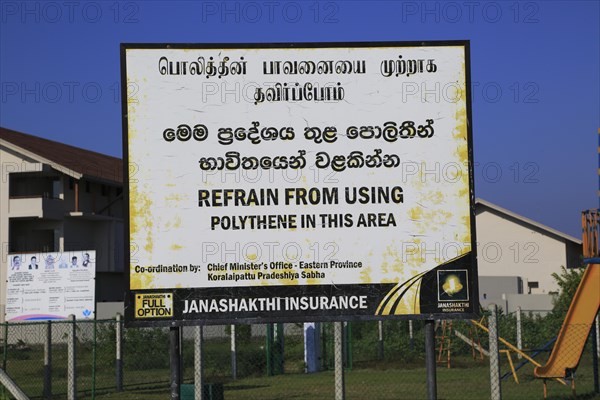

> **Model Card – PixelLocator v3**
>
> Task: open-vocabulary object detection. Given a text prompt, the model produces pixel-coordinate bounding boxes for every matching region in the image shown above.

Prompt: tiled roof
[0,127,122,184]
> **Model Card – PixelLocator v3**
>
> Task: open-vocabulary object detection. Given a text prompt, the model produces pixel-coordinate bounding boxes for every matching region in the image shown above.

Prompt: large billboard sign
[5,251,96,321]
[122,42,477,326]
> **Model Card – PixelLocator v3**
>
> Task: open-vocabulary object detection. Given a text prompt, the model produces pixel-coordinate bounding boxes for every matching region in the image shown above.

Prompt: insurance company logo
[135,292,174,318]
[437,270,469,302]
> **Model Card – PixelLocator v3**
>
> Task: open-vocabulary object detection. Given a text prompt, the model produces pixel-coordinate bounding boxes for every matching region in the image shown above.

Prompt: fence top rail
[503,309,553,314]
[0,318,117,327]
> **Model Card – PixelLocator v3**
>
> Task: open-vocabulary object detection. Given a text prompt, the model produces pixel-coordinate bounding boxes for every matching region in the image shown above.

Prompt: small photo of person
[58,257,69,269]
[71,256,78,268]
[45,255,56,269]
[11,255,21,270]
[82,253,91,267]
[28,256,39,270]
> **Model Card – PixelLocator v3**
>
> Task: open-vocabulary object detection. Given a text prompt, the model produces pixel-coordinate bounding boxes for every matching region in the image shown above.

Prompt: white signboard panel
[5,251,96,321]
[123,42,477,325]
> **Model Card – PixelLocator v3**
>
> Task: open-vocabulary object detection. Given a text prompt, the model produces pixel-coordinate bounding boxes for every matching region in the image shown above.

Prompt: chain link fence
[0,312,598,399]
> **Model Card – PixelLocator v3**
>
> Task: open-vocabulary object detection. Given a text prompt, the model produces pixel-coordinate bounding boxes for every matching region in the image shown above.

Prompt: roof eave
[475,198,583,245]
[2,139,84,180]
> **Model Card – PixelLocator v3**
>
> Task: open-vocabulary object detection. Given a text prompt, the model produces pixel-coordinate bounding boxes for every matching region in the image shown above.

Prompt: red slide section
[534,264,600,378]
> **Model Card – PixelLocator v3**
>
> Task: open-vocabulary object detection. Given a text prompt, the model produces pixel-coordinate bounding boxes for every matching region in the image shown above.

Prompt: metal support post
[592,316,599,394]
[170,327,181,400]
[425,320,437,400]
[488,305,502,400]
[378,321,384,360]
[231,324,237,380]
[43,320,52,399]
[68,315,77,400]
[334,322,345,400]
[409,320,414,350]
[266,324,274,376]
[516,307,522,360]
[195,326,204,400]
[116,314,123,391]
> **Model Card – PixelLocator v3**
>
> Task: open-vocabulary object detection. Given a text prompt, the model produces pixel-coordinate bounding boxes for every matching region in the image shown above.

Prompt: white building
[475,198,582,313]
[1,128,125,321]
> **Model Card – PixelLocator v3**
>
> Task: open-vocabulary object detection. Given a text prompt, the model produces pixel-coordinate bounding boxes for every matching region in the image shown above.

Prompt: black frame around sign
[121,41,478,327]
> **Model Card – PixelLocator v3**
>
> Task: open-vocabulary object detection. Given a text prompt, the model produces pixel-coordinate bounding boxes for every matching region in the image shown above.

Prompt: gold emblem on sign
[442,274,463,296]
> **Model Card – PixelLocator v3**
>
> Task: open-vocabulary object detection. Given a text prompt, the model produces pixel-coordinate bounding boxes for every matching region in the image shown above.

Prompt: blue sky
[1,0,598,238]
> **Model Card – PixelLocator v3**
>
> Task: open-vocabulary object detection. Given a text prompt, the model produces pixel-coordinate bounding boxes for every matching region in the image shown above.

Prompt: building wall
[505,293,555,314]
[2,149,44,317]
[478,275,555,314]
[63,219,122,272]
[478,276,522,301]
[475,208,568,294]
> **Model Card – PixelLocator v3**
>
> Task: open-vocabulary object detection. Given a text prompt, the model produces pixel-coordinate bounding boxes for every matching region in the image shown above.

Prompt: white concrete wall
[475,208,568,294]
[505,293,554,314]
[481,294,554,315]
[96,301,124,319]
[9,197,64,219]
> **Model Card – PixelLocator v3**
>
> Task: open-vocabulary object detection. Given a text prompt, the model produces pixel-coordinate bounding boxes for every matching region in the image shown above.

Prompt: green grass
[3,365,600,400]
[1,331,599,400]
[8,353,588,400]
[71,363,600,400]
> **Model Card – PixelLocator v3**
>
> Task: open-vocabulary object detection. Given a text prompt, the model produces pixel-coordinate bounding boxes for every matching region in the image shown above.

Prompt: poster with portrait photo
[5,250,96,321]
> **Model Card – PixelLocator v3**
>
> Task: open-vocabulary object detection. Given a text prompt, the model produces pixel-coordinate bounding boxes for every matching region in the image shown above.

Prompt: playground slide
[534,264,600,378]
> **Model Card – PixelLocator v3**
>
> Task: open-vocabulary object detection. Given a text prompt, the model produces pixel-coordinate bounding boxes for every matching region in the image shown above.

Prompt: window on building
[101,185,108,197]
[85,181,91,193]
[527,281,539,294]
[9,175,55,198]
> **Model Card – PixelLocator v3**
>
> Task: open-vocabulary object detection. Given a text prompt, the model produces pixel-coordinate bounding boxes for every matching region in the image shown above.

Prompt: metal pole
[321,323,327,370]
[68,315,77,400]
[0,368,29,400]
[596,315,600,365]
[409,320,414,350]
[266,324,274,376]
[378,321,384,360]
[592,316,599,394]
[116,314,123,391]
[194,326,204,400]
[180,326,184,384]
[334,321,345,400]
[2,323,8,370]
[345,322,352,370]
[92,320,97,400]
[276,323,284,374]
[43,320,52,399]
[424,320,437,400]
[170,327,181,400]
[488,305,502,400]
[230,324,237,380]
[516,307,522,360]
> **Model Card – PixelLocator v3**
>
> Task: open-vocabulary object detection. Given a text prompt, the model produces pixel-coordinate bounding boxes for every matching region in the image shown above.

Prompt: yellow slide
[534,264,600,378]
